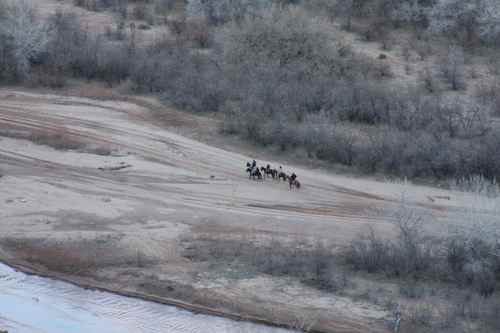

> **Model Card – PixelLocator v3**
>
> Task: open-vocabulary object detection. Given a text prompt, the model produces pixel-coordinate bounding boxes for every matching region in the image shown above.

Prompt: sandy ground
[0,89,498,332]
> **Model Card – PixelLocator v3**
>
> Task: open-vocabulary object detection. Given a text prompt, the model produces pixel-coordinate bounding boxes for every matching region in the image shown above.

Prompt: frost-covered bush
[186,0,272,25]
[429,0,500,45]
[389,0,436,28]
[0,0,50,81]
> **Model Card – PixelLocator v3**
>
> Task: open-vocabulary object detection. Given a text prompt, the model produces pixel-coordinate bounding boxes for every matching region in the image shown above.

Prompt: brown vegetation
[182,204,500,332]
[0,125,85,151]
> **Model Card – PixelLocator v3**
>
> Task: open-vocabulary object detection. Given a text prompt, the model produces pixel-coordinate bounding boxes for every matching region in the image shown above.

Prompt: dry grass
[182,233,351,293]
[0,126,85,151]
[0,237,155,276]
[66,83,120,100]
[0,122,119,155]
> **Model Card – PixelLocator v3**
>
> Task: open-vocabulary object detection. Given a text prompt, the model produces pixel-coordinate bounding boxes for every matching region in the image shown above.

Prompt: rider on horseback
[289,172,300,189]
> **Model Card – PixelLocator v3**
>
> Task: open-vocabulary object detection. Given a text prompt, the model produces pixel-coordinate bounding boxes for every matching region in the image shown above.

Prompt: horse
[247,166,262,180]
[270,168,278,180]
[260,166,268,179]
[289,173,300,190]
[278,171,288,182]
[261,164,278,180]
[289,178,301,190]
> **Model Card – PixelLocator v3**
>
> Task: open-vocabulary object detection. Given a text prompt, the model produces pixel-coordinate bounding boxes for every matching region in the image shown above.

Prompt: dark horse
[261,164,278,180]
[278,171,288,181]
[246,162,262,180]
[288,173,301,190]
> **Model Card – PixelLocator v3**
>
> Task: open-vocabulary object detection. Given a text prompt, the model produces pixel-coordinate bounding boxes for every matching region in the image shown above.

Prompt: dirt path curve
[0,89,492,332]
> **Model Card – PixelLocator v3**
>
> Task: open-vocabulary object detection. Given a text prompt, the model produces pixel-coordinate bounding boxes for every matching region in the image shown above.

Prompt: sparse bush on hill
[183,234,350,292]
[182,202,500,332]
[345,204,500,297]
[429,0,500,47]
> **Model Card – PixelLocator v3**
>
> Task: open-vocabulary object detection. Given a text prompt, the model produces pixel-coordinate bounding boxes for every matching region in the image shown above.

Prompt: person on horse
[288,172,300,189]
[252,160,257,169]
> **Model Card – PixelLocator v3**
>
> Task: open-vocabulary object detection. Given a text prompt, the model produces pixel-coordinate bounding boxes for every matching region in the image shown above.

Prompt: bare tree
[440,44,466,91]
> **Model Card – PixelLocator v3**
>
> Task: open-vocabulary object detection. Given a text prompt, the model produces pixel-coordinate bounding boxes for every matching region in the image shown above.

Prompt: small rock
[102,198,111,203]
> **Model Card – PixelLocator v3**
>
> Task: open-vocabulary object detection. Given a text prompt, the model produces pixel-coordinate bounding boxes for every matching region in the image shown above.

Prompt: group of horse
[245,161,301,190]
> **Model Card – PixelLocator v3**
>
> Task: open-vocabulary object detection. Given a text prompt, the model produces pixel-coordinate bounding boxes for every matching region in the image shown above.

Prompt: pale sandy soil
[1,89,499,332]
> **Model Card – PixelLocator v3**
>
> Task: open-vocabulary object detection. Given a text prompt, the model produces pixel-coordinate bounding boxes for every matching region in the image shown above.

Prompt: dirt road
[0,89,492,332]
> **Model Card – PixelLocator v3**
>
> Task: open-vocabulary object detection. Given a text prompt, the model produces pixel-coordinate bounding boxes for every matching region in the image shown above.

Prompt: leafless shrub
[74,0,99,11]
[440,44,466,91]
[418,67,439,93]
[381,31,395,51]
[106,20,127,40]
[184,18,211,48]
[402,43,412,62]
[183,234,350,293]
[476,79,500,116]
[405,303,435,328]
[399,281,427,299]
[346,201,500,294]
[166,16,187,35]
[290,312,319,333]
[74,0,128,13]
[96,43,131,87]
[411,40,433,61]
[452,175,498,197]
[0,0,50,81]
[345,205,437,278]
[186,0,272,25]
[132,2,155,25]
[154,0,177,13]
